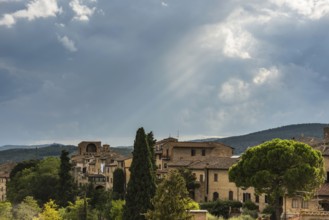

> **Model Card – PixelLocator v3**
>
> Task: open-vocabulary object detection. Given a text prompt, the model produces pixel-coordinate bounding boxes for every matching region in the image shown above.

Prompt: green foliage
[61,197,97,220]
[9,159,39,179]
[178,168,200,197]
[145,169,193,220]
[146,131,157,173]
[200,200,242,219]
[242,201,258,211]
[229,139,325,220]
[13,196,41,220]
[7,157,60,205]
[123,127,156,220]
[58,150,76,207]
[262,205,275,214]
[0,201,13,220]
[113,168,125,200]
[38,199,62,220]
[110,200,125,220]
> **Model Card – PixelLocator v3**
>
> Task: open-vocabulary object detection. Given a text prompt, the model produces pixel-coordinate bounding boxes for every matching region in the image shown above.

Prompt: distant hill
[0,143,59,151]
[209,123,329,155]
[0,144,132,164]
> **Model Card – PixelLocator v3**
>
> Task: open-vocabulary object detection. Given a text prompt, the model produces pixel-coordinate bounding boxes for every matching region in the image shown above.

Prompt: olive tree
[229,139,325,220]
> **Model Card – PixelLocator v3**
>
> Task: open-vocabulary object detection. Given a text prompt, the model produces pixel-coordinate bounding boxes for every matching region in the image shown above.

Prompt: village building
[154,137,268,211]
[71,141,132,190]
[0,162,16,202]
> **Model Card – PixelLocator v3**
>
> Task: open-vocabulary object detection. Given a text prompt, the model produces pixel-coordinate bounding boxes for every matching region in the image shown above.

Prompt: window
[213,192,219,201]
[158,164,161,169]
[243,193,251,202]
[255,195,259,203]
[200,174,204,182]
[214,173,218,182]
[191,149,196,156]
[292,199,299,208]
[202,149,206,156]
[327,172,329,183]
[265,195,269,204]
[302,200,308,209]
[229,191,234,200]
[164,163,167,168]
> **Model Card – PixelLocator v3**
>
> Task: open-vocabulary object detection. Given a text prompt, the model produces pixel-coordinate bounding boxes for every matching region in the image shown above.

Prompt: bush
[242,200,258,211]
[200,200,242,219]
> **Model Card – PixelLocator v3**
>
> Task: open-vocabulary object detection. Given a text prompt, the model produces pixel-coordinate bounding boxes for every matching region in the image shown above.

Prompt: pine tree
[123,127,156,220]
[113,168,125,200]
[58,150,76,207]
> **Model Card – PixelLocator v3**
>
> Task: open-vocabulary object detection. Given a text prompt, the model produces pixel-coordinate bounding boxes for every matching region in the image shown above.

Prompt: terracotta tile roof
[167,157,238,170]
[167,160,193,167]
[187,157,238,170]
[317,183,329,196]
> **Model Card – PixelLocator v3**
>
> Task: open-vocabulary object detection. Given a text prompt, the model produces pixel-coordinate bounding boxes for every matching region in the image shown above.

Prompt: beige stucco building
[154,137,268,211]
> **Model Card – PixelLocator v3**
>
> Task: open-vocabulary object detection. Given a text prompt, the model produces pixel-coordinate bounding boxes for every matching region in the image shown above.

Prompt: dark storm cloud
[0,0,328,146]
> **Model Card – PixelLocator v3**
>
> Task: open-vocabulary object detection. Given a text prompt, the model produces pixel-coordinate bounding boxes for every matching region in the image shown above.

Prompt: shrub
[200,200,242,219]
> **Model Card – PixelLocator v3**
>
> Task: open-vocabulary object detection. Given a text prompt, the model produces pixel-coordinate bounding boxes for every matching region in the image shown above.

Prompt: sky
[0,0,329,147]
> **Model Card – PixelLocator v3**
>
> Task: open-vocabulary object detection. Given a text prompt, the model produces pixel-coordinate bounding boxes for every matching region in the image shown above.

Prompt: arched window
[213,192,219,201]
[86,143,97,153]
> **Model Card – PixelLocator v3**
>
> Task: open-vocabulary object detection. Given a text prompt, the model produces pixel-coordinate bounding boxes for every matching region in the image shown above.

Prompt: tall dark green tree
[123,127,156,220]
[147,131,157,173]
[58,150,76,207]
[229,139,325,220]
[113,168,125,200]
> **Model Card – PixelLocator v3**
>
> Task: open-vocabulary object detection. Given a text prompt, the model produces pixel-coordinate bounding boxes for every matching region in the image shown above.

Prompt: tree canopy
[145,169,196,220]
[229,138,325,220]
[7,157,60,205]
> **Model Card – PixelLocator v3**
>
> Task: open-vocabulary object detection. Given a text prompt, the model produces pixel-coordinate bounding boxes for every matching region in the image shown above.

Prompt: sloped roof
[167,157,238,170]
[317,183,329,196]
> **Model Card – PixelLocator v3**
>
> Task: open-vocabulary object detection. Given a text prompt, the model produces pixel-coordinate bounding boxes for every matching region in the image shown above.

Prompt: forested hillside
[213,123,329,154]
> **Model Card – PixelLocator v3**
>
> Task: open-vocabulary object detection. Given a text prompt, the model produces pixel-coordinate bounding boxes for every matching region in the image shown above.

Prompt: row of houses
[69,128,329,219]
[1,128,329,219]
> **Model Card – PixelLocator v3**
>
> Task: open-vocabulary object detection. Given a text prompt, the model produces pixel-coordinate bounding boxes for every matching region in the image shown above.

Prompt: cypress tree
[146,131,157,174]
[123,127,156,220]
[58,150,76,207]
[113,168,125,200]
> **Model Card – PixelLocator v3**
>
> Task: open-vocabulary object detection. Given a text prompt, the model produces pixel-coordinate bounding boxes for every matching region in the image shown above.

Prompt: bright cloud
[253,67,280,85]
[271,0,329,19]
[57,35,77,52]
[0,0,60,27]
[69,0,96,21]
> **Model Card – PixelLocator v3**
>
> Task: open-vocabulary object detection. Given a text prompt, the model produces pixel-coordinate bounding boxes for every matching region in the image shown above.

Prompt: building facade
[71,141,131,190]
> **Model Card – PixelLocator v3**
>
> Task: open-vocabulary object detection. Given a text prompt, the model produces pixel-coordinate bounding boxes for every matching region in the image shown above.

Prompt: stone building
[71,141,131,190]
[0,162,16,201]
[154,137,268,210]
